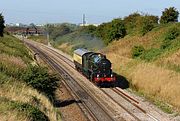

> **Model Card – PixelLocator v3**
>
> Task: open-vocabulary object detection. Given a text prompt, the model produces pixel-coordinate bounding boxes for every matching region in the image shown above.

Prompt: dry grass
[163,49,180,66]
[103,25,180,112]
[104,29,164,58]
[0,78,58,121]
[131,64,180,107]
[0,53,27,69]
[0,111,28,121]
[0,35,60,121]
[57,42,74,55]
[106,50,180,111]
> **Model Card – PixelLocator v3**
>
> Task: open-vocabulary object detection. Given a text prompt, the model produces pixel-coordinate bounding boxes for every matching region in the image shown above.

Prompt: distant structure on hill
[6,23,45,36]
[79,14,100,27]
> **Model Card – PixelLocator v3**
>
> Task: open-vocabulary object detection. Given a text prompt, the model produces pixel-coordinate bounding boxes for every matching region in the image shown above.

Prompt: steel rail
[25,41,116,121]
[38,42,159,121]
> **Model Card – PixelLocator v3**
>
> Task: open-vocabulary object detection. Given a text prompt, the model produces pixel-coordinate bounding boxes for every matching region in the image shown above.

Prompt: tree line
[1,7,179,45]
[0,13,5,37]
[84,7,179,45]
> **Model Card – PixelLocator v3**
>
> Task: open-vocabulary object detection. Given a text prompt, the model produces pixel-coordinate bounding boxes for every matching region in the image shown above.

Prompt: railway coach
[73,48,115,86]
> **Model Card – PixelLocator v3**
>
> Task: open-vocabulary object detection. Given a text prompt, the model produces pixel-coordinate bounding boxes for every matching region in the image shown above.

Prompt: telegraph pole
[47,32,50,46]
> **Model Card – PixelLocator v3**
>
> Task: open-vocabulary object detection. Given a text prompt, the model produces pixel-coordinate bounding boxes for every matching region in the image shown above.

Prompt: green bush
[124,13,158,35]
[81,25,97,36]
[165,27,179,40]
[161,40,171,49]
[141,48,162,61]
[0,97,49,121]
[132,45,145,58]
[161,27,180,49]
[141,16,158,35]
[22,65,59,99]
[124,12,141,34]
[9,101,49,121]
[107,18,126,42]
[160,7,179,24]
[95,18,126,45]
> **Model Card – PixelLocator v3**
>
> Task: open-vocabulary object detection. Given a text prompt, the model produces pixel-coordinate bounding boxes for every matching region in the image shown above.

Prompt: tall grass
[131,63,180,111]
[0,34,32,63]
[0,34,61,121]
[104,23,180,113]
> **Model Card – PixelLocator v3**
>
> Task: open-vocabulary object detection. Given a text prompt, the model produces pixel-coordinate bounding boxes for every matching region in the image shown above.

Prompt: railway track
[25,41,116,121]
[24,39,160,121]
[101,88,159,121]
[39,45,157,121]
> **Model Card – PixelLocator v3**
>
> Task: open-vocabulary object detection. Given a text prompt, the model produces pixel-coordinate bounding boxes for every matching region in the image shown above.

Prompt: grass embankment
[27,35,48,45]
[103,23,180,113]
[0,35,61,121]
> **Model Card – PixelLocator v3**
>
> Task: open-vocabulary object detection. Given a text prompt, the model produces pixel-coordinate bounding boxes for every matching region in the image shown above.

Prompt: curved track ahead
[25,41,117,121]
[24,39,159,121]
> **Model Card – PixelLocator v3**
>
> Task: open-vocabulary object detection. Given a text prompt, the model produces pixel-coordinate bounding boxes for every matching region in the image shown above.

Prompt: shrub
[140,15,159,35]
[22,65,59,99]
[95,18,126,45]
[107,18,126,42]
[9,101,49,121]
[161,40,171,49]
[161,27,180,49]
[0,97,49,121]
[165,27,179,40]
[141,48,162,61]
[132,45,145,58]
[124,12,141,34]
[160,7,179,24]
[81,25,97,36]
[124,13,158,35]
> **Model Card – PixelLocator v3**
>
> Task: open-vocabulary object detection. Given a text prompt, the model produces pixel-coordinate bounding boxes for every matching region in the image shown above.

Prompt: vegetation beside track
[27,7,180,114]
[27,35,47,45]
[0,34,61,121]
[103,23,180,113]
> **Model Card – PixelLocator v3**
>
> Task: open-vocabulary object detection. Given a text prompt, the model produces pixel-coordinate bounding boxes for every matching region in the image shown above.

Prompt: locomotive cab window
[93,54,105,63]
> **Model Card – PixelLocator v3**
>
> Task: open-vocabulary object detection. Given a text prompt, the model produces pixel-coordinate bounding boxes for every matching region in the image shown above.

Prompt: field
[0,35,61,121]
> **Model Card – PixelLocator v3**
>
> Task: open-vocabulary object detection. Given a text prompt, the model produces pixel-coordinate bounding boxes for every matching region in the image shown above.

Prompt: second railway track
[25,41,118,121]
[25,39,160,121]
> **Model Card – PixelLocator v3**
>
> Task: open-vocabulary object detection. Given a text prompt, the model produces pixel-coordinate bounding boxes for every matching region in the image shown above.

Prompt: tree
[82,25,97,35]
[108,19,126,41]
[160,7,179,24]
[139,15,159,35]
[124,12,141,33]
[0,13,5,37]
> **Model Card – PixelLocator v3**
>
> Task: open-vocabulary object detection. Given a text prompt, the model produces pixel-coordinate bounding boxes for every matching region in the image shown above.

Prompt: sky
[0,0,180,24]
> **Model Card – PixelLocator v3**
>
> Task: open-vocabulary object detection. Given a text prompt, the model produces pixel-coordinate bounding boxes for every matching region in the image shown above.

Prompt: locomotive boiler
[73,48,115,86]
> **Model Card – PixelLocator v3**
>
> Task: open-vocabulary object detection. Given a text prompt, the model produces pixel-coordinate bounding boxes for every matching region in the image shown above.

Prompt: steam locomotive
[73,48,115,86]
